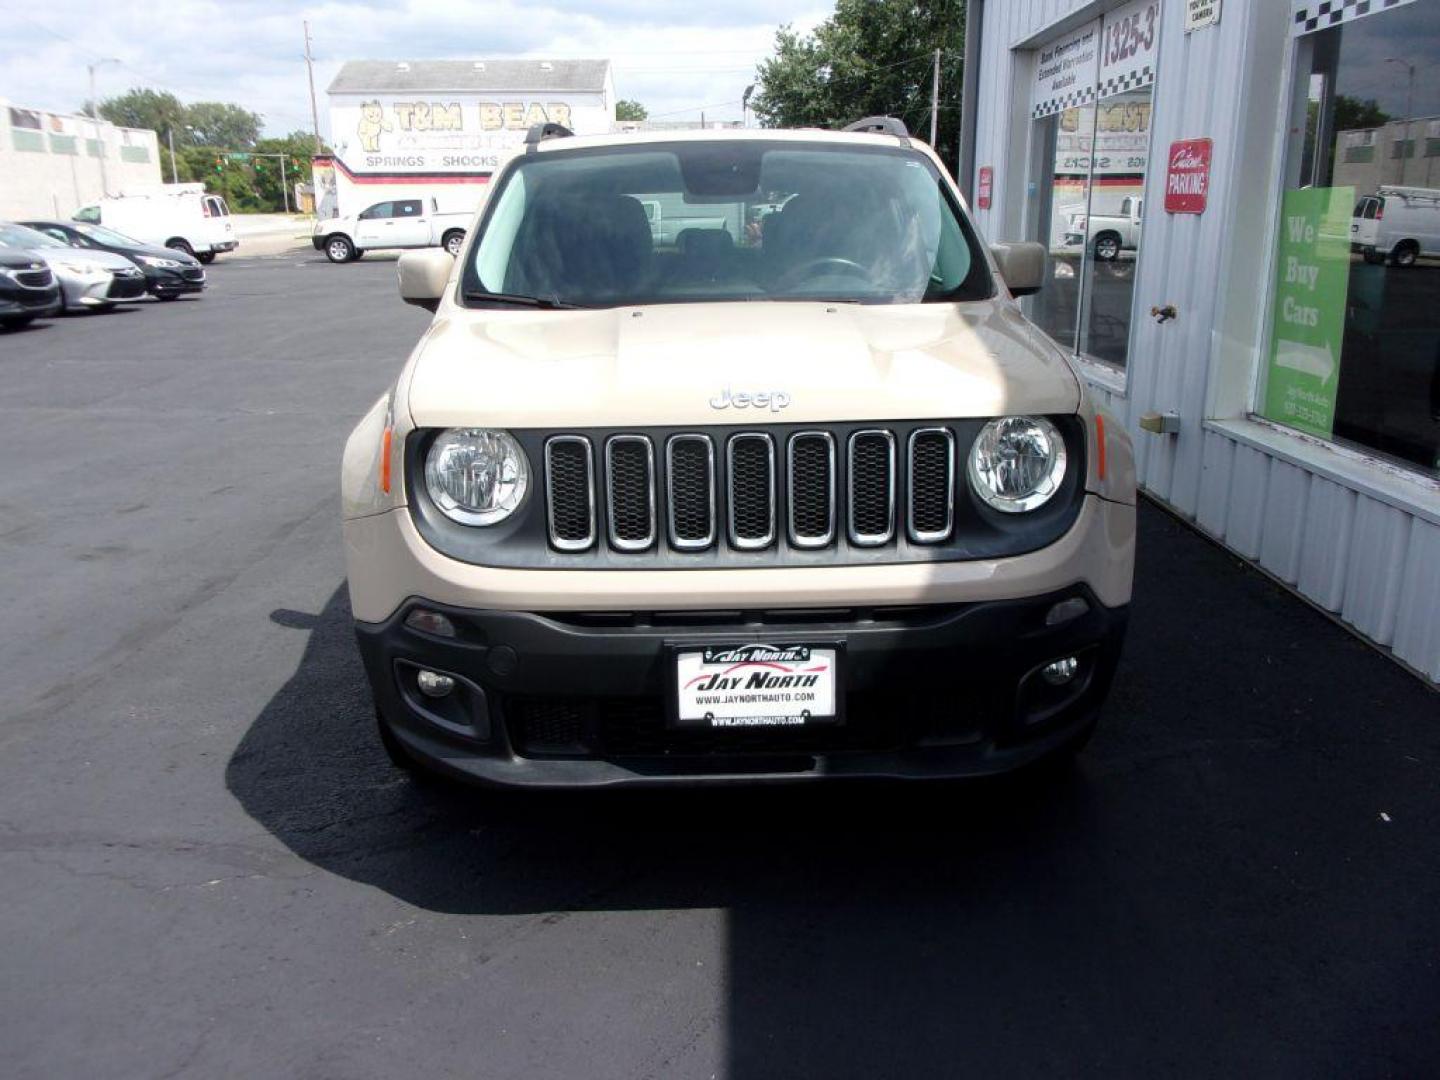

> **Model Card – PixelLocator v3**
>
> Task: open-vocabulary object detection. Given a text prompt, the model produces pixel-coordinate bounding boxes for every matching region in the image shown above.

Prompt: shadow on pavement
[226,502,1440,1074]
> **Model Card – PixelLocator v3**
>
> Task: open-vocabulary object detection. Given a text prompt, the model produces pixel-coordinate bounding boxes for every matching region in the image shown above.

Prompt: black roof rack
[525,122,574,150]
[843,116,909,138]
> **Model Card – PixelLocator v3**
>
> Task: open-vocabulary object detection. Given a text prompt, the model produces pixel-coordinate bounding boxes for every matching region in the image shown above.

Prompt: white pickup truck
[312,197,470,263]
[1063,196,1143,261]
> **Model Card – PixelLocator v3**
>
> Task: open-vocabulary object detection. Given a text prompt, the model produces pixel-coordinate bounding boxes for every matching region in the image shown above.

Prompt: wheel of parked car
[443,230,466,257]
[1093,232,1121,261]
[165,238,195,258]
[1391,241,1419,268]
[196,251,216,265]
[325,235,357,264]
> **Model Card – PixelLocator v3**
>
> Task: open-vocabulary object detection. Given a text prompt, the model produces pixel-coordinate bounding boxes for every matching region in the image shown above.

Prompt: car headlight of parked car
[424,428,529,525]
[139,255,183,269]
[58,260,108,276]
[966,416,1067,513]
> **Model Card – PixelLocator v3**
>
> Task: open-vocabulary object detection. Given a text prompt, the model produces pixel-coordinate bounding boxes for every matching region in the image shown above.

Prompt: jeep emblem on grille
[709,387,792,412]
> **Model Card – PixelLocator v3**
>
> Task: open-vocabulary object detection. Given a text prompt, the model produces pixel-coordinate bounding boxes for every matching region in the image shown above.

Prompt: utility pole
[167,127,178,183]
[280,156,291,213]
[304,20,323,155]
[1385,57,1415,185]
[87,57,121,195]
[929,48,941,147]
[742,84,755,129]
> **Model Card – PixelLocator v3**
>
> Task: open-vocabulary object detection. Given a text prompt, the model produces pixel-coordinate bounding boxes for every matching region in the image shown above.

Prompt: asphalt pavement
[1,252,1437,1079]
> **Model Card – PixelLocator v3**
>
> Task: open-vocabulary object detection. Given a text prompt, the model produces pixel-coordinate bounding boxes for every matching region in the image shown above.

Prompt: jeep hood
[403,299,1080,428]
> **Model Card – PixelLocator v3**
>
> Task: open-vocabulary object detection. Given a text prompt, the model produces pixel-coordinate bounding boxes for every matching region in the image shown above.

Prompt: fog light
[405,609,456,637]
[1041,657,1079,686]
[416,670,455,698]
[1045,597,1090,626]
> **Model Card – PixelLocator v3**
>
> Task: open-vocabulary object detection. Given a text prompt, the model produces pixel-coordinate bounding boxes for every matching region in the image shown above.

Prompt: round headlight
[967,416,1067,513]
[424,428,529,525]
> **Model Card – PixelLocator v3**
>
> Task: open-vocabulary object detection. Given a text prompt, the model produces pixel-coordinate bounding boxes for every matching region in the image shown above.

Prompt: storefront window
[1025,0,1159,372]
[1262,0,1440,476]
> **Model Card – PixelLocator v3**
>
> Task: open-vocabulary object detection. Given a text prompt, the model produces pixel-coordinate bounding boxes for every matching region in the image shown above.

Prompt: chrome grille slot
[666,434,716,550]
[848,430,896,546]
[727,433,776,549]
[787,432,835,548]
[907,428,955,543]
[544,436,595,551]
[604,435,656,551]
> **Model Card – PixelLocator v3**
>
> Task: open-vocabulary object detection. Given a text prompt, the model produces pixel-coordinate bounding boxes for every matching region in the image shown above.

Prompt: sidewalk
[229,212,312,256]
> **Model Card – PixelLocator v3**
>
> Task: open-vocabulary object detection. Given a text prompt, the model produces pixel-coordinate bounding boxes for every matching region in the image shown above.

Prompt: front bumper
[105,271,148,301]
[0,286,62,319]
[356,587,1127,787]
[147,267,207,296]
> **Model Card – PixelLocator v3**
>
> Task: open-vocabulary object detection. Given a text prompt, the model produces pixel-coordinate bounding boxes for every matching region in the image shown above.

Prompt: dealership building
[0,100,161,219]
[317,58,615,219]
[960,0,1439,682]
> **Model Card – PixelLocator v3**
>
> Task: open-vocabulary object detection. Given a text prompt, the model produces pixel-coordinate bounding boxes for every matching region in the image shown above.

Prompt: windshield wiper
[462,290,587,309]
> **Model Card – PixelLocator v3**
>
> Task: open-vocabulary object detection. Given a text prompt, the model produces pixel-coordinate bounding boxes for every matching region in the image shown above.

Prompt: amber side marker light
[381,428,393,494]
[1095,414,1107,481]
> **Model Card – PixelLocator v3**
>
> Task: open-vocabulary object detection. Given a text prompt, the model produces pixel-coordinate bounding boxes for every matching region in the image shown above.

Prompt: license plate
[672,643,840,729]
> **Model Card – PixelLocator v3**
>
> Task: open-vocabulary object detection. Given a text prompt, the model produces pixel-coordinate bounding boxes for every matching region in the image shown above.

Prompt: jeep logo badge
[709,387,792,412]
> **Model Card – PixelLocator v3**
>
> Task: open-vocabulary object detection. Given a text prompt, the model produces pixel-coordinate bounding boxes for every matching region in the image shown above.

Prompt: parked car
[72,184,237,264]
[1064,196,1143,260]
[20,220,207,300]
[0,223,147,312]
[0,252,62,329]
[341,120,1136,789]
[313,197,470,263]
[1352,186,1440,267]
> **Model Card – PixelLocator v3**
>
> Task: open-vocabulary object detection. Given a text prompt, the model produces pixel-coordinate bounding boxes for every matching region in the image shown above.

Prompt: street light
[742,84,756,129]
[1385,56,1415,185]
[87,57,122,196]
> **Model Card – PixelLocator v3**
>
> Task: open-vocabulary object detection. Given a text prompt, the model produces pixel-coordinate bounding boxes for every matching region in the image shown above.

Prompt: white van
[1352,186,1440,267]
[73,184,238,264]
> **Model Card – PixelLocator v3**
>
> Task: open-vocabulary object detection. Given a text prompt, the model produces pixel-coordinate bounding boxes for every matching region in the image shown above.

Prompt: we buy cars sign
[1164,138,1212,213]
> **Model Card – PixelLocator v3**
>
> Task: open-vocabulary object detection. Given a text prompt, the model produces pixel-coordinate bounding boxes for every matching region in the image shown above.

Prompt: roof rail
[524,122,574,150]
[843,116,909,138]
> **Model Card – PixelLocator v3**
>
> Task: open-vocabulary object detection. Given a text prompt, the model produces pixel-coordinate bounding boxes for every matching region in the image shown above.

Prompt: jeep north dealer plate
[673,643,840,729]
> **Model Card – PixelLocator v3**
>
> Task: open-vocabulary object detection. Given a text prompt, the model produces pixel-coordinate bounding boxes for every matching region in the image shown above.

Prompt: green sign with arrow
[1262,186,1353,437]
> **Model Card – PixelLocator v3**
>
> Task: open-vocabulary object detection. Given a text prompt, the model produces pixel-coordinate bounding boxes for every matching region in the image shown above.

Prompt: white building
[0,100,161,219]
[961,0,1440,683]
[319,58,615,219]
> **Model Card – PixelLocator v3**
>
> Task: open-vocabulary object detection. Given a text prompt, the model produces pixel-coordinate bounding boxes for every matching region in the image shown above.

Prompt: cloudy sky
[0,0,828,137]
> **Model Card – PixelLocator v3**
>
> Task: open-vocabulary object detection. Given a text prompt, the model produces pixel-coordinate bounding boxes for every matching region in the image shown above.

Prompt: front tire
[165,238,196,258]
[1093,232,1121,261]
[325,235,356,263]
[443,230,466,257]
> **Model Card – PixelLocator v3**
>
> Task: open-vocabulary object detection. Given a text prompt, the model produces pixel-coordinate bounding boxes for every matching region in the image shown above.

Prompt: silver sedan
[0,222,147,312]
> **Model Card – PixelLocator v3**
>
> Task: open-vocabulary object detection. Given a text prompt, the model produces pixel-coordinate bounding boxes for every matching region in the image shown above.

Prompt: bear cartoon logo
[356,100,392,153]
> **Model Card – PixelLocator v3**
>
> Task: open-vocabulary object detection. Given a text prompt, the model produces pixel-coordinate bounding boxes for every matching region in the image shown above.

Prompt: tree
[1333,95,1389,133]
[97,88,187,142]
[752,0,966,170]
[184,101,263,149]
[616,99,648,122]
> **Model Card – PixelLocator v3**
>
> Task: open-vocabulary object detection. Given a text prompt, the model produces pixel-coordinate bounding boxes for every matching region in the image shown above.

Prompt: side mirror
[397,248,454,312]
[989,241,1046,297]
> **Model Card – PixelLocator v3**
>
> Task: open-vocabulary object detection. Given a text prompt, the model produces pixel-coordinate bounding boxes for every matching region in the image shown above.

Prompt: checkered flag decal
[1099,64,1154,99]
[1292,0,1415,35]
[1032,84,1096,120]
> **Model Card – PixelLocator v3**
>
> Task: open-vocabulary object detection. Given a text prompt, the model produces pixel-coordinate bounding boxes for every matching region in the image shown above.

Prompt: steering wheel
[778,255,871,289]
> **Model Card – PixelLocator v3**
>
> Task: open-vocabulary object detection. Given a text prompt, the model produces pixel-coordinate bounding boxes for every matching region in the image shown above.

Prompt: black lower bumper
[355,586,1128,788]
[148,272,206,297]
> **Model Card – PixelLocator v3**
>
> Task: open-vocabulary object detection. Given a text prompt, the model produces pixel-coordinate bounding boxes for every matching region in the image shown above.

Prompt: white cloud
[0,0,829,137]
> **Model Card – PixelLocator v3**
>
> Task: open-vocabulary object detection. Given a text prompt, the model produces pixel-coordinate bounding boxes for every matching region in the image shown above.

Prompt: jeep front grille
[543,424,973,555]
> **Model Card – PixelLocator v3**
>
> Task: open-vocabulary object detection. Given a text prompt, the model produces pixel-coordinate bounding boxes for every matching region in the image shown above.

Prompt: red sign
[1164,138,1212,213]
[976,166,993,210]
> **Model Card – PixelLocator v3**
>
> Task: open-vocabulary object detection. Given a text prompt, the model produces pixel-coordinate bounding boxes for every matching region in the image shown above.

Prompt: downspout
[957,0,984,200]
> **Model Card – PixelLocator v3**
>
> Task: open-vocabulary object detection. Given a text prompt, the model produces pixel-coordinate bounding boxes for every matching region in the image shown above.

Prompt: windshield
[0,223,67,249]
[75,223,143,246]
[462,140,991,308]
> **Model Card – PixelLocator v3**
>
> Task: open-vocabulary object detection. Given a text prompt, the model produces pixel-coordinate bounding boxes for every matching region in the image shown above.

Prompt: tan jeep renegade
[341,119,1136,787]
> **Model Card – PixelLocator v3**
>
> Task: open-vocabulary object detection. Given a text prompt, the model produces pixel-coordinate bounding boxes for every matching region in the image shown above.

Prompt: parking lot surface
[2,252,1437,1078]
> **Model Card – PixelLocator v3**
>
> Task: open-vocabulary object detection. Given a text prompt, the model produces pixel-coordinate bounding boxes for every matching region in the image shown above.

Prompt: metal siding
[1296,477,1356,611]
[1341,496,1409,647]
[1393,519,1440,679]
[971,0,1439,682]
